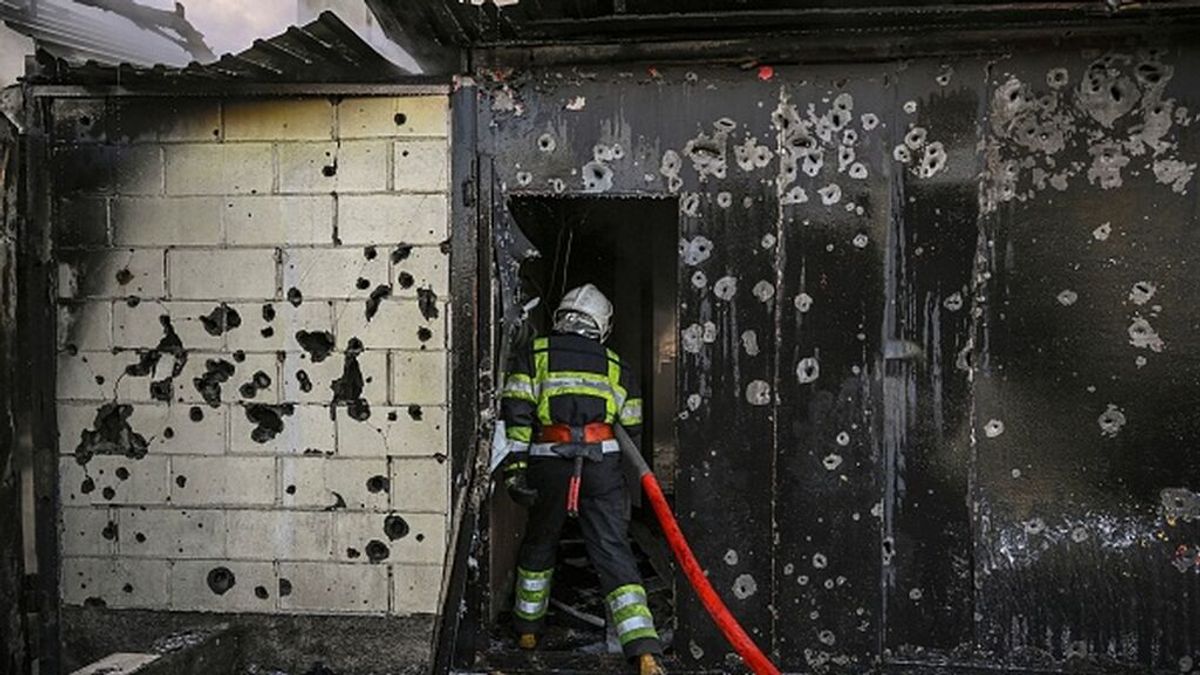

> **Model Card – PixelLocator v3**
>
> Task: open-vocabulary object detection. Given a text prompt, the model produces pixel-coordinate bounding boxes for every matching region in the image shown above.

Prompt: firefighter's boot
[517,633,538,650]
[639,653,665,675]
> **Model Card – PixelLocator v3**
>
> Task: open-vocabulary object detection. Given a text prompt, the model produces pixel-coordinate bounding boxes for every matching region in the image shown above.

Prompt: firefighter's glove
[503,458,538,507]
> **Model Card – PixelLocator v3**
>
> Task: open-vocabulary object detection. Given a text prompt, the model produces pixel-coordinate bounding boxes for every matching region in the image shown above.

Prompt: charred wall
[1,94,28,675]
[43,92,455,664]
[480,39,1200,673]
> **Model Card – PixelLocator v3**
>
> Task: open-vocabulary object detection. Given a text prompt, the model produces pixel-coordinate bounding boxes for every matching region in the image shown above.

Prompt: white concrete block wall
[52,95,452,616]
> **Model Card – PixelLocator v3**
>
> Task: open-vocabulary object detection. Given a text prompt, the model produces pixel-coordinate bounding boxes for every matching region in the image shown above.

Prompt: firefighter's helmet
[554,283,613,342]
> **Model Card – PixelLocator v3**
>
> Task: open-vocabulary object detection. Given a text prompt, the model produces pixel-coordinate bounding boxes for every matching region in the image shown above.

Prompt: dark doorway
[488,195,679,659]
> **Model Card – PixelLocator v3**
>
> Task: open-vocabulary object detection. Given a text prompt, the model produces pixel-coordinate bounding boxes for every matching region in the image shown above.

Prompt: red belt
[537,423,614,444]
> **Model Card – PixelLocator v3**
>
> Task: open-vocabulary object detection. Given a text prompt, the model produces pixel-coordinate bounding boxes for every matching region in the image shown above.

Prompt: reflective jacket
[500,333,643,457]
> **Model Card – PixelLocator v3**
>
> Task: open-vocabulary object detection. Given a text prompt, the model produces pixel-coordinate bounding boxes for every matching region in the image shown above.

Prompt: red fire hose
[614,426,781,675]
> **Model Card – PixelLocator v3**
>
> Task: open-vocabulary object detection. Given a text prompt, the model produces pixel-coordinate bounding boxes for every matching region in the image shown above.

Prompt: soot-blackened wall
[481,43,1200,672]
[50,94,452,619]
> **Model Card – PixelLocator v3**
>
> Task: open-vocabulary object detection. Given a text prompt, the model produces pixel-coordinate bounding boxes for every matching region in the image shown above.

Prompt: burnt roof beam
[505,2,1200,41]
[371,0,1200,49]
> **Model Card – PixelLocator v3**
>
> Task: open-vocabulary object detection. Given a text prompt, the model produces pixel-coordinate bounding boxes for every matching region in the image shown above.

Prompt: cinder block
[117,507,226,559]
[229,403,335,455]
[225,98,334,141]
[62,556,170,609]
[393,563,443,615]
[58,249,165,299]
[58,301,112,352]
[279,350,387,405]
[224,196,334,246]
[391,351,448,405]
[390,458,448,515]
[142,352,277,407]
[279,457,389,511]
[170,456,276,506]
[278,561,388,613]
[225,510,332,560]
[336,194,448,246]
[168,249,277,300]
[337,405,446,458]
[55,197,108,248]
[112,99,221,142]
[164,143,273,196]
[280,248,388,300]
[393,140,449,193]
[52,144,115,194]
[170,559,276,612]
[225,300,333,353]
[113,145,164,195]
[111,197,222,246]
[59,455,170,507]
[57,402,225,457]
[335,301,444,351]
[61,507,116,557]
[332,512,445,565]
[390,245,448,298]
[112,299,226,351]
[114,350,273,405]
[51,98,107,143]
[277,140,388,194]
[56,351,125,401]
[337,96,448,138]
[183,351,279,406]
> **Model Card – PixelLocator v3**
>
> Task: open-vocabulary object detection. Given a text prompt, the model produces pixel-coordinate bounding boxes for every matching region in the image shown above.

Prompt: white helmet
[554,283,613,342]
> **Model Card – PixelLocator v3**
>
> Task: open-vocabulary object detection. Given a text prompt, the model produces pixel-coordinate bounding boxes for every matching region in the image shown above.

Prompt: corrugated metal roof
[0,0,207,66]
[29,11,413,86]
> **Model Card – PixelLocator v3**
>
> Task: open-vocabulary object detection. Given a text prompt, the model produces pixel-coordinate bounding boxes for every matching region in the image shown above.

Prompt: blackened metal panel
[972,47,1200,669]
[435,82,485,672]
[480,66,785,667]
[769,66,890,670]
[22,98,61,675]
[0,113,28,675]
[880,62,981,657]
[676,190,779,669]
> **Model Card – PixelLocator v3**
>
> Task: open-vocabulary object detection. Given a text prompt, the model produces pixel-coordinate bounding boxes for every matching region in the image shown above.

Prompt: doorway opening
[489,195,680,660]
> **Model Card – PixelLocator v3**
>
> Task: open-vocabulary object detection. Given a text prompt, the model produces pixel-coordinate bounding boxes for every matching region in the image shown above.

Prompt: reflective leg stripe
[615,615,657,638]
[519,576,549,592]
[515,567,553,621]
[608,587,647,613]
[607,584,658,646]
[515,599,548,619]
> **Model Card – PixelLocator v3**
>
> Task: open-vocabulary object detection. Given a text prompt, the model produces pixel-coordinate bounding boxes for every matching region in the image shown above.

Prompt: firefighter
[499,283,666,675]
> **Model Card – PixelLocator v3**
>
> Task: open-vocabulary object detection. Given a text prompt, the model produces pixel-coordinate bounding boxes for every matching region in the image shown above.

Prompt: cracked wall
[481,41,1200,673]
[51,94,451,617]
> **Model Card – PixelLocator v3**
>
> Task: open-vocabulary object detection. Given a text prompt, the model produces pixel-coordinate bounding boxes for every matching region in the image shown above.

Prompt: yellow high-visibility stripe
[506,425,532,443]
[501,373,537,403]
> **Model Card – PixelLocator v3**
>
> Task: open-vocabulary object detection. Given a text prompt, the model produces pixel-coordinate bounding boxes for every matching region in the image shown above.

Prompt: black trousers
[515,453,662,658]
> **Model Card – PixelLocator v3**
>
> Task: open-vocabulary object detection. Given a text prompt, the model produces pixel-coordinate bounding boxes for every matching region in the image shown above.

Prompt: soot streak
[296,331,335,363]
[417,287,439,321]
[331,338,369,421]
[365,285,392,321]
[244,403,296,443]
[74,403,149,465]
[193,359,236,408]
[199,304,242,336]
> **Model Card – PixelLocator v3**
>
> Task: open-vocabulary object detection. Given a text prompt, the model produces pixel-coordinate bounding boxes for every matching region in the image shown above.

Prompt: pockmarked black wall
[478,41,1200,673]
